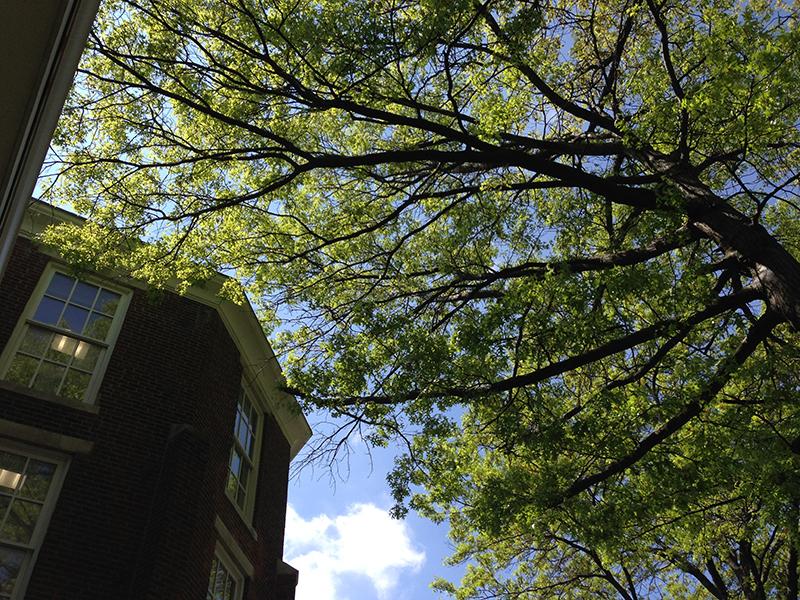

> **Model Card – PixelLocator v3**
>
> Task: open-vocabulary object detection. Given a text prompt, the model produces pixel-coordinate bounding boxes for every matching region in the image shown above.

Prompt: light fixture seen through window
[50,334,90,360]
[0,468,22,490]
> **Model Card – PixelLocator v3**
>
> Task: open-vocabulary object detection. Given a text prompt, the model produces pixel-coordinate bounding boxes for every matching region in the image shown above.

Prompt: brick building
[0,202,311,599]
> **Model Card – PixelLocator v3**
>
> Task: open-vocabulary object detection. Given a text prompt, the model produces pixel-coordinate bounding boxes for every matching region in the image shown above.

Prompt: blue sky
[284,418,464,600]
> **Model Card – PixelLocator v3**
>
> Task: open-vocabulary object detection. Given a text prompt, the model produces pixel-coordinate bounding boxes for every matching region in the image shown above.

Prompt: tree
[42,0,800,597]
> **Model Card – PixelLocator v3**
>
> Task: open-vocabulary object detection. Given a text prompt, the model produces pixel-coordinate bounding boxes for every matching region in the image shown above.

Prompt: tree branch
[453,223,701,284]
[475,1,618,133]
[286,287,762,405]
[558,309,781,503]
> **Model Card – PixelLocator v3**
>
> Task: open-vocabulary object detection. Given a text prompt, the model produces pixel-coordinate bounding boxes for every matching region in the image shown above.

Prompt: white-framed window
[0,443,68,600]
[207,547,243,600]
[0,266,130,404]
[226,387,261,515]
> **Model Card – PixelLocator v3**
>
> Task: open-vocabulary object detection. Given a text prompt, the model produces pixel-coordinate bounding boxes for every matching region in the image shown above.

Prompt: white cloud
[285,503,426,600]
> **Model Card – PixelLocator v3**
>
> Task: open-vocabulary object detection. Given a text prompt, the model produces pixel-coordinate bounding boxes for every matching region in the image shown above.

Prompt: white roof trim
[181,276,311,460]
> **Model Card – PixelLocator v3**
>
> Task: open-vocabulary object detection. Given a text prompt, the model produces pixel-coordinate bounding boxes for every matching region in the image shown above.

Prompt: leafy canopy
[43,0,800,597]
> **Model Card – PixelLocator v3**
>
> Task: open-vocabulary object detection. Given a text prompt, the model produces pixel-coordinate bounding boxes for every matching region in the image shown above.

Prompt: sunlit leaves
[42,0,800,597]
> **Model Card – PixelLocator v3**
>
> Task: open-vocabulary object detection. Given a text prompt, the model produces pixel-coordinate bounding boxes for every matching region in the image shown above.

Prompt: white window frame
[226,385,263,523]
[0,264,131,405]
[0,441,69,600]
[207,544,244,600]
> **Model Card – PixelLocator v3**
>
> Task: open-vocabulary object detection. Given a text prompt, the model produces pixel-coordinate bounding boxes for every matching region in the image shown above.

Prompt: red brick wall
[0,237,295,600]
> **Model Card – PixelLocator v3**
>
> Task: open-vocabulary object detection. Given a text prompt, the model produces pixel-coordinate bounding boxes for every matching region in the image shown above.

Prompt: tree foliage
[43,0,800,597]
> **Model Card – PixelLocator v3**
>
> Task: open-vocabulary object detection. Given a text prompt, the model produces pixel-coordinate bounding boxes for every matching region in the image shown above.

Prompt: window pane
[229,391,259,511]
[46,334,76,364]
[31,362,65,396]
[70,282,98,308]
[61,370,91,402]
[0,458,26,496]
[71,342,101,371]
[32,297,64,326]
[5,355,38,388]
[1,500,42,544]
[18,328,49,356]
[94,290,121,316]
[230,451,241,478]
[214,567,228,600]
[44,273,74,300]
[0,545,25,595]
[18,460,56,502]
[60,305,90,334]
[208,557,219,591]
[237,428,251,455]
[0,454,26,477]
[239,462,249,489]
[246,428,257,458]
[83,314,112,341]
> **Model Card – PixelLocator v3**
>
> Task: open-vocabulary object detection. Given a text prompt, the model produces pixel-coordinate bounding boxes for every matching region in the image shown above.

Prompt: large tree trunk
[676,173,800,329]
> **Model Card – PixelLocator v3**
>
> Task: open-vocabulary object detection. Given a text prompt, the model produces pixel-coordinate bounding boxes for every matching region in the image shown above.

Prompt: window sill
[0,417,93,453]
[0,379,100,414]
[215,516,256,578]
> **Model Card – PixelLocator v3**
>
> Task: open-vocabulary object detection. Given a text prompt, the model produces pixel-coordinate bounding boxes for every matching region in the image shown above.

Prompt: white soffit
[0,0,102,280]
